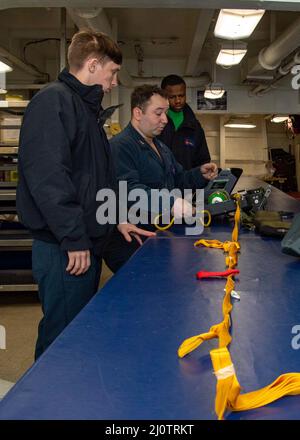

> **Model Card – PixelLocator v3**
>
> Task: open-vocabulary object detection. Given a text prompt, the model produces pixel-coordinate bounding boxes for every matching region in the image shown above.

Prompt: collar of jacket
[127,122,167,167]
[168,103,197,130]
[58,68,104,115]
[126,122,163,149]
[127,122,150,148]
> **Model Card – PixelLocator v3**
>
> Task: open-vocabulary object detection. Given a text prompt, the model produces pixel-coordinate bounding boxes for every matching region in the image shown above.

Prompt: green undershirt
[167,108,184,131]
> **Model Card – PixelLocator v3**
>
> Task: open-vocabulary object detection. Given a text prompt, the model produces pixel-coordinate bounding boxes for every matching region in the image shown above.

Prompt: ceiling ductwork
[248,15,300,79]
[68,8,112,37]
[246,15,300,94]
[278,50,300,75]
[258,16,300,71]
[252,50,300,95]
[73,8,103,19]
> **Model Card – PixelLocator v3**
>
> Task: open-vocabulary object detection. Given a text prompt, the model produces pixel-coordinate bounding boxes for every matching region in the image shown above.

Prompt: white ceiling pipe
[250,67,285,95]
[253,50,300,95]
[278,51,300,75]
[73,8,103,19]
[247,15,300,80]
[68,7,111,35]
[259,16,300,70]
[249,45,300,95]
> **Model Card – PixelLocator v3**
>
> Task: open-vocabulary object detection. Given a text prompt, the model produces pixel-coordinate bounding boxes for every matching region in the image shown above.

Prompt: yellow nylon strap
[194,238,224,249]
[194,240,240,269]
[178,195,300,419]
[154,210,212,232]
[153,215,175,231]
[178,317,232,358]
[211,347,300,420]
[231,194,241,243]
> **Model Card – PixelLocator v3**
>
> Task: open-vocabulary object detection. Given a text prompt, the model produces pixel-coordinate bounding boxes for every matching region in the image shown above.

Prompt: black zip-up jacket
[158,103,211,170]
[16,69,117,253]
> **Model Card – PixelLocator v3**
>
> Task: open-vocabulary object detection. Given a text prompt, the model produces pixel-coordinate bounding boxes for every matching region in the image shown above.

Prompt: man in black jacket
[159,74,212,170]
[17,30,154,359]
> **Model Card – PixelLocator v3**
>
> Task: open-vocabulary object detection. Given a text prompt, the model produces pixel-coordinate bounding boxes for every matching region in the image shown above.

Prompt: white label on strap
[214,364,235,380]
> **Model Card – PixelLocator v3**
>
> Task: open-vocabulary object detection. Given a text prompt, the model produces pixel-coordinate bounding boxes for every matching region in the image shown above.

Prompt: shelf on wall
[0,190,16,201]
[0,101,29,108]
[0,238,32,247]
[0,181,17,187]
[0,165,17,171]
[0,269,37,292]
[0,125,21,130]
[0,146,18,154]
[0,207,17,213]
[0,284,38,292]
[6,84,48,90]
[0,142,19,147]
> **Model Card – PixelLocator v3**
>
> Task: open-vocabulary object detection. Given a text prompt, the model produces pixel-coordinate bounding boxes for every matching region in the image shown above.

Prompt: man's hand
[117,223,156,246]
[171,197,195,219]
[200,162,218,180]
[66,250,91,276]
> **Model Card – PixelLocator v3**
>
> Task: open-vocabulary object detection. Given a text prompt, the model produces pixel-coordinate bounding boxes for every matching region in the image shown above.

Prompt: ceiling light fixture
[0,56,13,73]
[214,9,265,40]
[204,84,225,99]
[224,117,256,128]
[216,42,247,66]
[270,115,289,123]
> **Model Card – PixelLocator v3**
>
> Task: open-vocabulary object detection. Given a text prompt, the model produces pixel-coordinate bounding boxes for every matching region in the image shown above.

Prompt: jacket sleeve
[110,138,174,216]
[18,90,92,251]
[171,151,208,191]
[195,121,211,166]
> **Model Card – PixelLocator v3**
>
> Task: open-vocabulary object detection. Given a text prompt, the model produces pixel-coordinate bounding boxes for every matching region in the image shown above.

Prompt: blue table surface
[0,178,300,420]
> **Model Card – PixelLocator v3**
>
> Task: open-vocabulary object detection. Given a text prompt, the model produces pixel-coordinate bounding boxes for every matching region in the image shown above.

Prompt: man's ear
[133,107,142,121]
[87,57,99,74]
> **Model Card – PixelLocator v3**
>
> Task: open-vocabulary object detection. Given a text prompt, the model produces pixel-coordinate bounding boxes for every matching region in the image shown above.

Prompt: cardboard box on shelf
[0,116,22,143]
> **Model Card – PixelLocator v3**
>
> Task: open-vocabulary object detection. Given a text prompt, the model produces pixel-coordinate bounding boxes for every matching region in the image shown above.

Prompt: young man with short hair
[17,30,154,359]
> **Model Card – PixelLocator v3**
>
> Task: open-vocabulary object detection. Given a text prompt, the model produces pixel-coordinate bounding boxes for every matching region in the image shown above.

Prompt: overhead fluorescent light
[271,115,289,123]
[0,56,13,73]
[214,9,265,40]
[204,83,225,99]
[224,117,256,128]
[216,42,247,66]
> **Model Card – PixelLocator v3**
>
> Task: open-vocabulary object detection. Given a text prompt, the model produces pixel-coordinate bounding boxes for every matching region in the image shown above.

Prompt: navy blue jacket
[110,123,207,219]
[17,69,117,253]
[158,104,211,170]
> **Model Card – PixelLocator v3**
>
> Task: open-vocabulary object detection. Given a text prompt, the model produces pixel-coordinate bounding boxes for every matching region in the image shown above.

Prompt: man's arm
[172,152,216,190]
